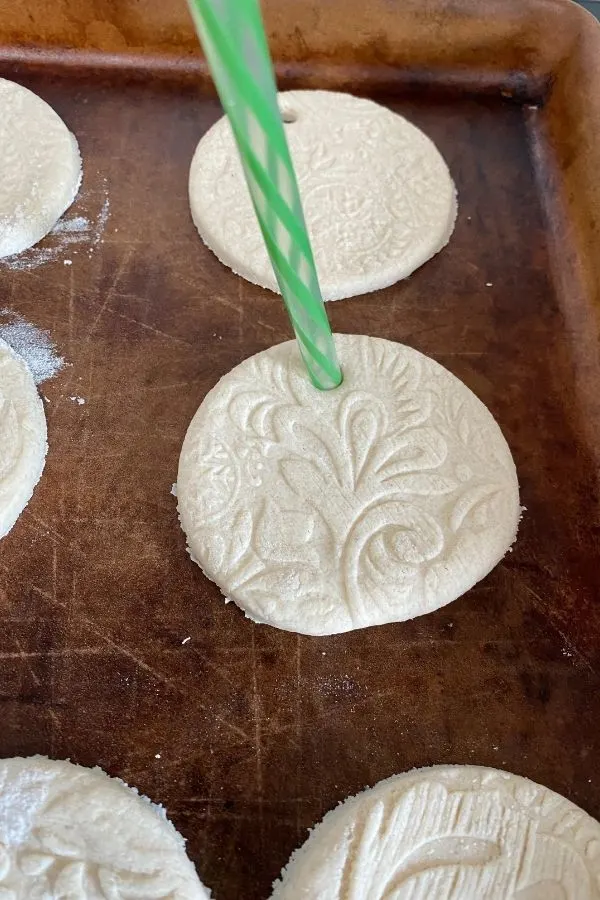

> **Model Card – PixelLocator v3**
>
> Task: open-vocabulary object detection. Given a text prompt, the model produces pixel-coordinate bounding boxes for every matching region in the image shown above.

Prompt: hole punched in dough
[177,334,520,636]
[188,89,457,301]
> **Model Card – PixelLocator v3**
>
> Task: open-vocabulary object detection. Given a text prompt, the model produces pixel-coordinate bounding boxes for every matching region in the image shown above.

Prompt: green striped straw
[186,0,342,391]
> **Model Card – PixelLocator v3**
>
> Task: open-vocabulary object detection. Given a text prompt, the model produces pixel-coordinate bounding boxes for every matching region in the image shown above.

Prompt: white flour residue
[0,177,110,271]
[92,194,110,249]
[55,216,89,234]
[0,309,65,383]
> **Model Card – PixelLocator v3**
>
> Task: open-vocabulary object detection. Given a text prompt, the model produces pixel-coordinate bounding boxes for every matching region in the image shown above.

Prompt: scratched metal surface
[0,68,599,900]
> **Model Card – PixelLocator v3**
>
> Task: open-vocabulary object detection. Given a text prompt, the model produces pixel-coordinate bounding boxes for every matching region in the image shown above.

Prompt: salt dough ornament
[177,334,519,635]
[0,756,211,899]
[188,90,457,301]
[0,78,82,258]
[0,338,47,539]
[272,765,600,899]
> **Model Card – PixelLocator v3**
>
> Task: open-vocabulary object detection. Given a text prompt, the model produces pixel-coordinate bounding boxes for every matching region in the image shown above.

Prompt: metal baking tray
[1,1,599,897]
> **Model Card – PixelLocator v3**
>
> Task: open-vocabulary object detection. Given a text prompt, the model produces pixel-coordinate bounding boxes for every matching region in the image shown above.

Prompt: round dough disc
[188,90,457,301]
[0,756,211,899]
[271,765,600,899]
[0,338,47,539]
[177,334,519,635]
[0,78,82,258]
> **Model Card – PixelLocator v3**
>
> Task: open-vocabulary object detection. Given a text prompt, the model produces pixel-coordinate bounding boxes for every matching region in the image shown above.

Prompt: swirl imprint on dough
[178,335,520,634]
[0,759,208,900]
[272,767,600,899]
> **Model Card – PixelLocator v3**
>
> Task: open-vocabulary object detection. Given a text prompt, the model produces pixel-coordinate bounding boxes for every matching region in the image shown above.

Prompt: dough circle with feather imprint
[270,765,600,899]
[188,90,457,301]
[0,338,47,539]
[0,78,81,258]
[0,756,211,899]
[177,334,520,635]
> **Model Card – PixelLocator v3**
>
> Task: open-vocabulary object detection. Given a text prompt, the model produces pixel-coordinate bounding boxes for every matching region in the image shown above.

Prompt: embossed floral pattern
[178,335,520,635]
[271,766,600,899]
[0,758,209,899]
[189,90,457,301]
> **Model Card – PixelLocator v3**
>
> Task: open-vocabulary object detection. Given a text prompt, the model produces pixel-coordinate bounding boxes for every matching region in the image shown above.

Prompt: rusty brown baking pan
[1,1,599,897]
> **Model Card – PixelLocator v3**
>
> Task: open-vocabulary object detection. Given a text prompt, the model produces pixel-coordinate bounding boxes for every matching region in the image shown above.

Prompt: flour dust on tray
[0,337,47,539]
[271,765,600,898]
[0,182,110,272]
[0,309,64,384]
[177,334,519,636]
[189,90,457,301]
[0,756,211,898]
[0,78,82,258]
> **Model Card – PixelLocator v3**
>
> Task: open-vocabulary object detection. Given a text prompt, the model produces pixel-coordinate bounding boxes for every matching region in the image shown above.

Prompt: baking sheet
[1,7,600,897]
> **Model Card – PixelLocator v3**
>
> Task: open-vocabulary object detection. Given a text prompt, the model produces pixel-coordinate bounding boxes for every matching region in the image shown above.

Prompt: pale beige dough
[0,78,82,258]
[0,338,47,539]
[189,90,457,301]
[177,334,519,635]
[272,765,600,899]
[0,756,211,899]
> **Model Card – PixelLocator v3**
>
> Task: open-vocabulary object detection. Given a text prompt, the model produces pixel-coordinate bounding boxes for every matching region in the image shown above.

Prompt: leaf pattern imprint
[180,334,520,633]
[338,786,502,900]
[450,484,504,533]
[339,393,387,489]
[385,836,501,894]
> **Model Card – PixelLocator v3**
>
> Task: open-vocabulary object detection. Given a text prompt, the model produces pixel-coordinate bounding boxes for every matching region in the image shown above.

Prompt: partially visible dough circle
[271,765,600,899]
[0,78,82,258]
[188,90,457,301]
[177,334,520,635]
[0,756,211,899]
[0,338,47,539]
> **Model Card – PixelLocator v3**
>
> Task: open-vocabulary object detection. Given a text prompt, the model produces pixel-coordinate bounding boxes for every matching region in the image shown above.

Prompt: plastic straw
[186,0,342,390]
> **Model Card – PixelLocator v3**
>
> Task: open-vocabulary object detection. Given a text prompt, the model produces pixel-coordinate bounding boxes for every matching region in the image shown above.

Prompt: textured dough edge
[0,338,48,539]
[270,764,593,898]
[0,93,83,259]
[1,755,212,898]
[190,184,458,303]
[188,91,458,301]
[176,335,520,636]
